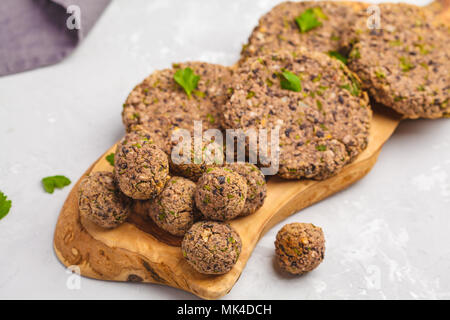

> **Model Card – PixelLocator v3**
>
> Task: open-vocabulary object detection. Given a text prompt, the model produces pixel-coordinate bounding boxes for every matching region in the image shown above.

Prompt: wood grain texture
[53,1,449,300]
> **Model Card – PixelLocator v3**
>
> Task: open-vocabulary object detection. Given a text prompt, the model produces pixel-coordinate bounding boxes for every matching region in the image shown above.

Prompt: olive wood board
[53,110,400,299]
[53,0,448,300]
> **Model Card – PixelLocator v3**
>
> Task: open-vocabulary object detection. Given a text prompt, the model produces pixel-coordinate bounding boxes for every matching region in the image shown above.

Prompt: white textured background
[0,0,449,300]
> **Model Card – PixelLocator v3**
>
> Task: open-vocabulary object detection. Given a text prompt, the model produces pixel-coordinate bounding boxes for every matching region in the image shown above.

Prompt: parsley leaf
[106,153,115,166]
[42,175,71,194]
[174,67,200,98]
[0,191,12,220]
[328,51,348,64]
[295,7,326,33]
[280,71,302,92]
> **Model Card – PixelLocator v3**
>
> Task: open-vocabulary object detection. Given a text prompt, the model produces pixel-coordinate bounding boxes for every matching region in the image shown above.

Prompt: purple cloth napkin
[0,0,110,76]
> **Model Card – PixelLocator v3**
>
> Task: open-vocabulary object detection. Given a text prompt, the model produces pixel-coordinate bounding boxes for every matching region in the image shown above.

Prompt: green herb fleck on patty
[246,91,256,99]
[328,51,348,64]
[316,145,327,152]
[206,113,215,124]
[399,57,414,72]
[349,46,361,60]
[375,69,386,79]
[280,71,301,92]
[389,40,402,47]
[340,75,361,97]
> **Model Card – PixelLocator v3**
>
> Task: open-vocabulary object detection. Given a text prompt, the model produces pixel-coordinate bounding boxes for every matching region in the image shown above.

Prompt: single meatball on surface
[148,176,197,236]
[225,162,267,217]
[275,222,325,275]
[114,130,169,200]
[78,171,131,229]
[182,221,242,275]
[195,167,248,221]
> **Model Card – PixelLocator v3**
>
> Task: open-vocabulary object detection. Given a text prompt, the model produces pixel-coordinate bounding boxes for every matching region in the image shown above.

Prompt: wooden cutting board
[53,1,449,300]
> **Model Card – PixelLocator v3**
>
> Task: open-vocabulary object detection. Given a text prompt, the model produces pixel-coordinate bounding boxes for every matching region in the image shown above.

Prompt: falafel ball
[114,130,169,200]
[225,162,267,216]
[78,171,131,229]
[275,223,325,275]
[182,221,242,275]
[170,139,224,182]
[148,176,197,236]
[195,167,247,221]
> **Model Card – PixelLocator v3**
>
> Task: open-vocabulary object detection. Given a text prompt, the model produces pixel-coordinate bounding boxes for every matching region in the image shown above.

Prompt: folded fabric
[0,0,110,76]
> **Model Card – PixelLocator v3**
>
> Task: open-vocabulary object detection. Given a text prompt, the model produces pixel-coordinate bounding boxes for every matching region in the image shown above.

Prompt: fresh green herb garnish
[174,67,200,98]
[106,153,115,166]
[0,191,12,220]
[328,51,348,64]
[42,176,71,194]
[295,7,326,33]
[280,71,301,92]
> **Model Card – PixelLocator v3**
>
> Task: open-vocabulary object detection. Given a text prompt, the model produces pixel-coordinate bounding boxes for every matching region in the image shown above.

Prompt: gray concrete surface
[0,0,449,299]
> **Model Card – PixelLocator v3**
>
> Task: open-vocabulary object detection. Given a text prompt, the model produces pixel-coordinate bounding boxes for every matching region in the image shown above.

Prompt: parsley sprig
[106,153,115,166]
[174,67,200,98]
[295,7,327,33]
[0,191,12,220]
[42,175,71,194]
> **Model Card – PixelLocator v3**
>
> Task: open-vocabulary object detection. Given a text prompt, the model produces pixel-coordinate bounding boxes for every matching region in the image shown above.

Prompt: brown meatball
[181,221,242,275]
[225,162,267,217]
[275,222,325,275]
[148,177,197,236]
[78,171,131,229]
[170,139,224,182]
[114,130,169,200]
[195,167,247,221]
